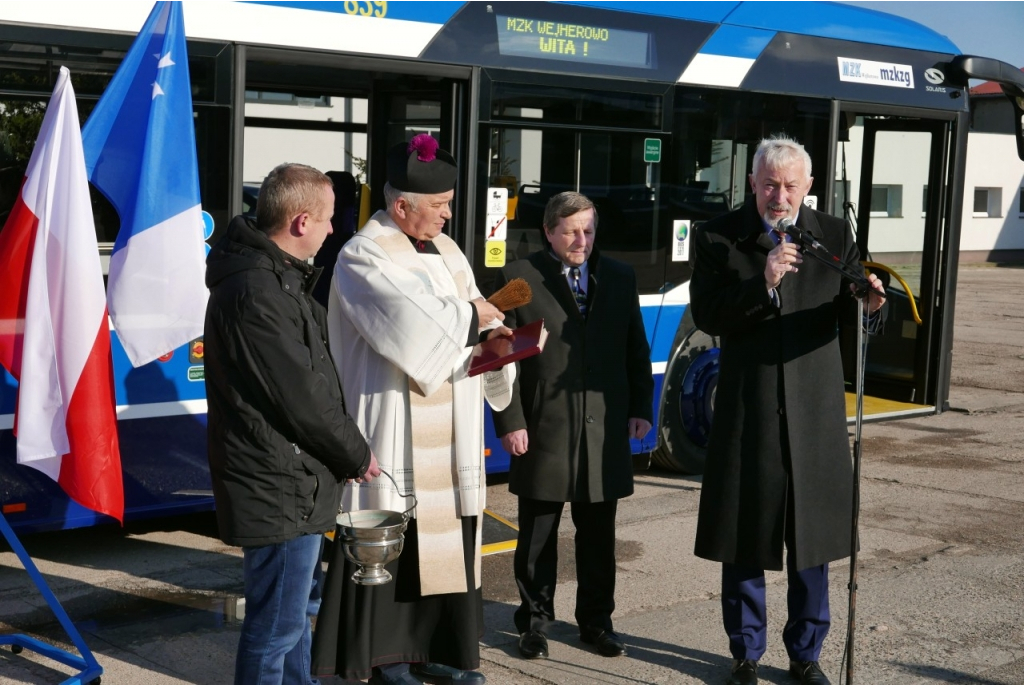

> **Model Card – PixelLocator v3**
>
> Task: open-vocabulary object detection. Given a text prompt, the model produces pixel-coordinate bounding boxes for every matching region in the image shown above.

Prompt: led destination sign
[496,15,653,69]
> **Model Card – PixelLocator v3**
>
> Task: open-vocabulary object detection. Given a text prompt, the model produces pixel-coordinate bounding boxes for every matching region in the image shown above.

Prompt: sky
[842,1,1024,68]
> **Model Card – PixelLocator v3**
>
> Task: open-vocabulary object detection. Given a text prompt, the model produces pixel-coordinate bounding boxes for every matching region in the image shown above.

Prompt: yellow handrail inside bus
[861,261,922,326]
[357,183,372,230]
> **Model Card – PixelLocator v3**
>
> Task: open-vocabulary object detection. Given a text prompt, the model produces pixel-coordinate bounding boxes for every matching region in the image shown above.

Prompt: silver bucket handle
[378,467,417,520]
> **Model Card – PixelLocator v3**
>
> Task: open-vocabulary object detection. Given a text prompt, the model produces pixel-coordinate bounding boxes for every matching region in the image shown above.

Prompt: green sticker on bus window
[644,138,661,163]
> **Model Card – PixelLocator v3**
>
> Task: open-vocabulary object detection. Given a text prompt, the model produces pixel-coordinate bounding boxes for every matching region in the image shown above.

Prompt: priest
[311,134,513,685]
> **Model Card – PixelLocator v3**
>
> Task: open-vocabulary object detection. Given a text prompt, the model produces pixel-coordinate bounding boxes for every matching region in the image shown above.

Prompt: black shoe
[409,662,486,684]
[369,664,422,685]
[518,630,549,659]
[726,659,758,685]
[580,629,626,657]
[789,660,831,685]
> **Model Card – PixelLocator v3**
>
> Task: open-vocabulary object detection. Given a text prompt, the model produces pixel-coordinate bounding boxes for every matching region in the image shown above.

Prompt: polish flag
[0,67,123,523]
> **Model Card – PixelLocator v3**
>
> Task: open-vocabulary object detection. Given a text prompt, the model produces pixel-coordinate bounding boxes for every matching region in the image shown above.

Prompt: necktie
[771,228,792,245]
[571,266,587,316]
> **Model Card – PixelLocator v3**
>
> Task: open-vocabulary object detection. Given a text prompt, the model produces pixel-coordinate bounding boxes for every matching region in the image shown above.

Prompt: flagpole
[0,513,103,685]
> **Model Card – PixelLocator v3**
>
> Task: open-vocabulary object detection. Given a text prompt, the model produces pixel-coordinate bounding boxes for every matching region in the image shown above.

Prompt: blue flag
[83,1,208,368]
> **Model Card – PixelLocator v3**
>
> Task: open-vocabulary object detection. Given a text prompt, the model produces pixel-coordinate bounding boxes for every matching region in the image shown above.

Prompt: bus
[2,1,1023,533]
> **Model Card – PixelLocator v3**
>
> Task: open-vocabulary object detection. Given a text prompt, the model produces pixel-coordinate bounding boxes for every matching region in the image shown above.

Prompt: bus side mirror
[1011,95,1024,162]
[947,55,1024,161]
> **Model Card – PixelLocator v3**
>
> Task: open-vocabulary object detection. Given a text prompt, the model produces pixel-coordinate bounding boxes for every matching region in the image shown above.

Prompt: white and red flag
[0,66,123,523]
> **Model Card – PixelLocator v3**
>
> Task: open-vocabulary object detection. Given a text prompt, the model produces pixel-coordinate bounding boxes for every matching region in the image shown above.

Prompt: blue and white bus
[2,1,1022,532]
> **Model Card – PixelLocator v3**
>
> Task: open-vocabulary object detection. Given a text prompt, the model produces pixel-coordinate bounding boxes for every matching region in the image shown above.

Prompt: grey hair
[752,135,812,180]
[383,182,421,213]
[542,191,599,231]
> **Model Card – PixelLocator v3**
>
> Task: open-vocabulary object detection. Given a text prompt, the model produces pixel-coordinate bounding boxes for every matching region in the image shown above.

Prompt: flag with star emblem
[82,0,208,367]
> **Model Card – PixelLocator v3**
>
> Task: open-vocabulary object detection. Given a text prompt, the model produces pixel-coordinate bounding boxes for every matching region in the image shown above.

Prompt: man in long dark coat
[492,191,654,662]
[689,136,885,685]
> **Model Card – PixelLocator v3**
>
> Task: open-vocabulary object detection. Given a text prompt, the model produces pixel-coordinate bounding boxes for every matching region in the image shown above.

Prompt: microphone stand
[792,238,872,297]
[845,292,868,685]
[787,230,870,684]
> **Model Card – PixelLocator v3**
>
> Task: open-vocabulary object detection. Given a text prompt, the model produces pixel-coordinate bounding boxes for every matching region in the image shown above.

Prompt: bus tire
[652,327,719,474]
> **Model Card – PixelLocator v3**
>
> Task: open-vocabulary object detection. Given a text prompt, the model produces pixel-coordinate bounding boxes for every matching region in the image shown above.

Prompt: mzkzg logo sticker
[838,57,915,89]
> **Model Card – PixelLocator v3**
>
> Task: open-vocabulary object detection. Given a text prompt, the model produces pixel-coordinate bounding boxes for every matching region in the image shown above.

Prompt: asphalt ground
[2,264,1024,685]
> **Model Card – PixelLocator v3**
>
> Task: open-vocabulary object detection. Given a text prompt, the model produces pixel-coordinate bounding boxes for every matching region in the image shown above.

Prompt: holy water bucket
[335,469,416,586]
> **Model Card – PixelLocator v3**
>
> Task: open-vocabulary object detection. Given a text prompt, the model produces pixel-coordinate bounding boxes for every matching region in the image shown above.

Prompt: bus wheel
[652,328,719,474]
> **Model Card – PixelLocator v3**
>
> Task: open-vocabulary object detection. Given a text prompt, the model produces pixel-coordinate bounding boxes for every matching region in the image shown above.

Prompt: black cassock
[311,517,483,681]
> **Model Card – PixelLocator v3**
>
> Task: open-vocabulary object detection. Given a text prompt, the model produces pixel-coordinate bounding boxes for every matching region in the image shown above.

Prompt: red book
[468,318,548,377]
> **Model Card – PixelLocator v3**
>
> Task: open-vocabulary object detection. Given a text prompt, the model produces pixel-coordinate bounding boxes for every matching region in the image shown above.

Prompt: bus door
[483,127,667,286]
[475,79,669,291]
[476,79,671,472]
[365,76,471,241]
[833,111,956,417]
[239,48,472,244]
[480,129,669,293]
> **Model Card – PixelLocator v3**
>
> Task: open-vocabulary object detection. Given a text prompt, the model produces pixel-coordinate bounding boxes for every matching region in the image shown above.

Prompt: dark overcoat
[690,201,859,571]
[491,250,654,503]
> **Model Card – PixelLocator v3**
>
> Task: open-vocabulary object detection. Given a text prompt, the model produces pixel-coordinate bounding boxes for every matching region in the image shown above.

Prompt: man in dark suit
[491,191,654,662]
[689,136,885,685]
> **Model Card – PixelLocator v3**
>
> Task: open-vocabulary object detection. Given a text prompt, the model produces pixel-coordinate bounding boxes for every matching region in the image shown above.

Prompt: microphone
[775,217,872,293]
[776,217,825,252]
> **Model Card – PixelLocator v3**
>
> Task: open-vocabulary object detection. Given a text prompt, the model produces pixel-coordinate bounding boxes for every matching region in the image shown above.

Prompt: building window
[973,187,1002,218]
[973,188,986,213]
[870,184,902,218]
[244,91,331,107]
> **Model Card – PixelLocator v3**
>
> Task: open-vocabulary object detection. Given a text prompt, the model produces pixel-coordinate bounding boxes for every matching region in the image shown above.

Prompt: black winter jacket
[205,216,370,546]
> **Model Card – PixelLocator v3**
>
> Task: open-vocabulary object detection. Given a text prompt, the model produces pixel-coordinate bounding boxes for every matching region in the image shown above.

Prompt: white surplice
[327,210,513,595]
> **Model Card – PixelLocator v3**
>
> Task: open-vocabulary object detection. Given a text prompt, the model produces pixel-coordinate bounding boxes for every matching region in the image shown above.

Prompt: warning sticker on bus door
[485,241,506,268]
[486,214,507,241]
[484,187,510,268]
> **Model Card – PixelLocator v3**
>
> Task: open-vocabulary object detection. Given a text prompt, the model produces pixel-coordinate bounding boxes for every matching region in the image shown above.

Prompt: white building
[961,72,1024,262]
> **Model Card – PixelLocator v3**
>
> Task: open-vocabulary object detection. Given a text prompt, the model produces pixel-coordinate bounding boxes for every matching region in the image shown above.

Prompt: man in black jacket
[205,163,379,685]
[491,191,654,662]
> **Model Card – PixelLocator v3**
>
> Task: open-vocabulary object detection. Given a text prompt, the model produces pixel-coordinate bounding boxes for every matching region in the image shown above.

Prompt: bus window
[0,38,230,258]
[482,125,665,293]
[664,89,833,289]
[243,91,369,193]
[478,77,668,294]
[485,126,574,267]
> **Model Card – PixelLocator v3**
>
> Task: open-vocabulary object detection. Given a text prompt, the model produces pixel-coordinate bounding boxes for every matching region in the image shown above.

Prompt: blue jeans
[236,534,324,685]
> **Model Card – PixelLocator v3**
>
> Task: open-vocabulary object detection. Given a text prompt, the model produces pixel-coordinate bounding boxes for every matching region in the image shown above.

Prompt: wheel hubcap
[679,348,718,447]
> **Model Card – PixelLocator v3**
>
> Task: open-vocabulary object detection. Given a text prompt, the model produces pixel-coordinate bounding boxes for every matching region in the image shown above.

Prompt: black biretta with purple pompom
[386,134,458,194]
